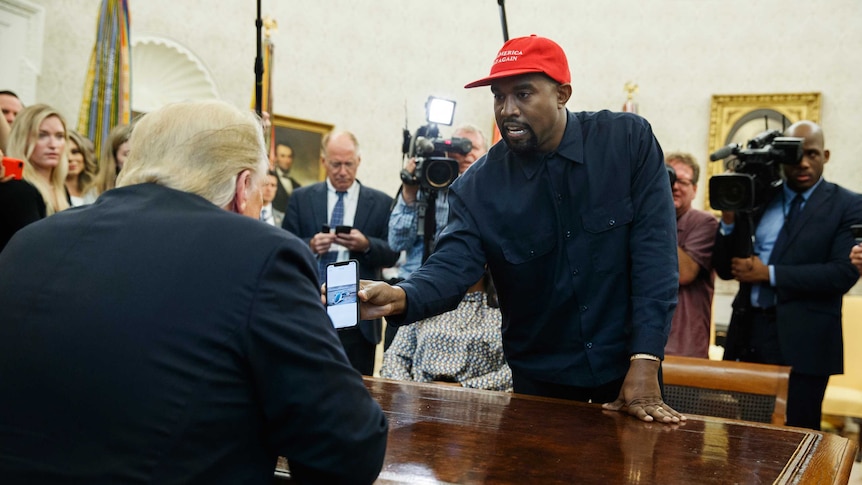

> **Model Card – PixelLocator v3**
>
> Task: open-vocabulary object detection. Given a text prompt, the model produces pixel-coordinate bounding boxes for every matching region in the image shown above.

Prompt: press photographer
[392,97,486,267]
[387,98,488,348]
[711,120,862,430]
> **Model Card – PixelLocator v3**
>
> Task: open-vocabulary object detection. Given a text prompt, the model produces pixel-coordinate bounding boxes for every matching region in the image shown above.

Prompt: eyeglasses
[325,160,357,171]
[673,178,694,188]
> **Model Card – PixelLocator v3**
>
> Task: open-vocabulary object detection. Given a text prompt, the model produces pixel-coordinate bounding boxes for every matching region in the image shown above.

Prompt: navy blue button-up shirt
[393,110,678,387]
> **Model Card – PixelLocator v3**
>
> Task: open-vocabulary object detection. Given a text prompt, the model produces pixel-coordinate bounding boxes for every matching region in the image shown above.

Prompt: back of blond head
[6,103,70,215]
[117,100,268,207]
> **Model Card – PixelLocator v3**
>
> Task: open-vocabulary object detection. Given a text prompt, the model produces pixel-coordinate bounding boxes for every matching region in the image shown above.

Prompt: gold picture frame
[705,92,821,211]
[271,114,334,187]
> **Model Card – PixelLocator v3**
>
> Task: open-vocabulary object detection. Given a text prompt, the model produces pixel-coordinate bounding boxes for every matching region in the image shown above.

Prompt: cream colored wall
[21,0,862,204]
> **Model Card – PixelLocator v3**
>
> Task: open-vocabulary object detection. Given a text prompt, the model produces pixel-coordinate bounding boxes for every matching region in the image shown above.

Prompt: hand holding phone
[325,260,360,330]
[2,157,24,180]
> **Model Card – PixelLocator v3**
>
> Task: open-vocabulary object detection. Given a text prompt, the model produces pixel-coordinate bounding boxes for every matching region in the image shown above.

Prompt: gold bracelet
[630,353,660,362]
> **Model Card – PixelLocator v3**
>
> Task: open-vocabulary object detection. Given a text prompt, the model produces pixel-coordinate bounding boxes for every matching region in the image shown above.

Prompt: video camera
[708,130,803,212]
[401,96,472,192]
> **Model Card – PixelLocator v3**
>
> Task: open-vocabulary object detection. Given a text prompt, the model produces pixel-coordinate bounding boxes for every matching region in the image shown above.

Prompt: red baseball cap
[464,35,571,89]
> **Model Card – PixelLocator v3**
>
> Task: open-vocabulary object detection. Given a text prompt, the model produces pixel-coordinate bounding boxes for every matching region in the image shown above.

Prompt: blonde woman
[6,104,70,215]
[94,123,132,194]
[65,131,99,206]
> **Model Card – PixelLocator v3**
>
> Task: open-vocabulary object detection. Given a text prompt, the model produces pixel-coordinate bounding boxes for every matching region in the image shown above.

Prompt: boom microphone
[709,143,739,161]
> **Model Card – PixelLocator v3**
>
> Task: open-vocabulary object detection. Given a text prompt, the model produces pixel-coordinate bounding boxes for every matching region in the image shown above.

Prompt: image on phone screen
[326,259,359,329]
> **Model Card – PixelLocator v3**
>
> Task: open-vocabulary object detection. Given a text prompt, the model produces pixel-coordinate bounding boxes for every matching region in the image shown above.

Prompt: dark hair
[0,90,21,99]
[267,169,278,177]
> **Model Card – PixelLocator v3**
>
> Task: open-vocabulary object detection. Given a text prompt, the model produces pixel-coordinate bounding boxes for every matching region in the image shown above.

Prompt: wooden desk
[276,377,857,484]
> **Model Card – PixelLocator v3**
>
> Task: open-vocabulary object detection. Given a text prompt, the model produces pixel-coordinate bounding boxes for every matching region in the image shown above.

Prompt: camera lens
[425,158,458,189]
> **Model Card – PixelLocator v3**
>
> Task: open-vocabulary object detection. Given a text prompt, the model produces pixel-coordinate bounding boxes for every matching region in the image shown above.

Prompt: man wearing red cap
[361,35,682,424]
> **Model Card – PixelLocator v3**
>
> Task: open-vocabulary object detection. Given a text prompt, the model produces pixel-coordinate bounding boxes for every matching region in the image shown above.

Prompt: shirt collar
[517,110,583,180]
[782,176,823,202]
[326,178,359,197]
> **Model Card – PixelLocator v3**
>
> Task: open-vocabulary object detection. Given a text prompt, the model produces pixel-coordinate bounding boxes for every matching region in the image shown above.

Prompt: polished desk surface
[277,377,857,484]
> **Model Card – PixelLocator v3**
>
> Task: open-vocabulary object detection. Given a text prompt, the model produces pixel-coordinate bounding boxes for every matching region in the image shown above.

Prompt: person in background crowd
[359,34,684,424]
[381,269,512,391]
[65,130,99,206]
[0,100,387,484]
[664,152,718,358]
[0,90,23,126]
[6,104,70,216]
[94,123,132,194]
[384,124,489,349]
[283,130,399,375]
[0,90,24,152]
[713,120,862,430]
[259,170,284,227]
[0,147,45,253]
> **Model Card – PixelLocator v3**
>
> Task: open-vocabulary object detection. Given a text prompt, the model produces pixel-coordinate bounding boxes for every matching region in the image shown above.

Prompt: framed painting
[705,92,821,211]
[271,114,333,187]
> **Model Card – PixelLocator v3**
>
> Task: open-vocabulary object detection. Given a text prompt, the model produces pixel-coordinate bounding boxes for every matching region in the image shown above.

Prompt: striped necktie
[318,191,346,283]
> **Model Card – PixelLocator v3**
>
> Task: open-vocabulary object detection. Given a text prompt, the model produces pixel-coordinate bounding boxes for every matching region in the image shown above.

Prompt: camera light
[425,96,456,126]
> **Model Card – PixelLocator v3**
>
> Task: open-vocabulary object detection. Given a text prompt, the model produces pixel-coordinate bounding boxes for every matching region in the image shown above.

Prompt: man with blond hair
[0,100,387,483]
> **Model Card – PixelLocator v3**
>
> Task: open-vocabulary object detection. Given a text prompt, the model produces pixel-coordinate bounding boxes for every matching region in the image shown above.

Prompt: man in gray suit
[283,130,399,375]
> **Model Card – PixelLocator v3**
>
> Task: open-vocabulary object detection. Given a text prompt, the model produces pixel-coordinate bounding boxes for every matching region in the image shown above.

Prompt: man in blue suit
[714,120,862,430]
[284,130,399,375]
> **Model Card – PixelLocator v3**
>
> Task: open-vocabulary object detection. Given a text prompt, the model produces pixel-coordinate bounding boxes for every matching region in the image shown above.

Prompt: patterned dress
[380,291,512,391]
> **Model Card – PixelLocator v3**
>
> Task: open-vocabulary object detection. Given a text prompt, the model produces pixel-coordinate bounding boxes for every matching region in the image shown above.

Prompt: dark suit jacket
[0,179,45,253]
[0,184,387,484]
[283,181,400,344]
[713,181,862,376]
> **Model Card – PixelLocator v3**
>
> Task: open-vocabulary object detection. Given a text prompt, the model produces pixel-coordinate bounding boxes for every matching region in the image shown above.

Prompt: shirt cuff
[768,265,775,286]
[719,220,734,236]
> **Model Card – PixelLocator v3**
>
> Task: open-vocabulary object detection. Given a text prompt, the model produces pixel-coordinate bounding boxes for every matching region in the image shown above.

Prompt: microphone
[709,144,739,162]
[414,137,435,156]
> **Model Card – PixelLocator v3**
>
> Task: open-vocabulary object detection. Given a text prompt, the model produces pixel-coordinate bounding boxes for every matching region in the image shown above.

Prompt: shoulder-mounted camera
[708,129,803,212]
[400,97,472,192]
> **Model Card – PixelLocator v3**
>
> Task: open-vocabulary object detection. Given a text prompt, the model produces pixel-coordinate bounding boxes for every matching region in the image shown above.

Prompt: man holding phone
[284,130,399,375]
[0,101,387,483]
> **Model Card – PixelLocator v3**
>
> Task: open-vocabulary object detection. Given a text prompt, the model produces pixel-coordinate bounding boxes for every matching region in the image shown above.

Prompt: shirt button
[586,342,593,349]
[608,219,616,226]
[580,305,588,312]
[572,268,579,276]
[565,230,572,239]
[530,250,535,256]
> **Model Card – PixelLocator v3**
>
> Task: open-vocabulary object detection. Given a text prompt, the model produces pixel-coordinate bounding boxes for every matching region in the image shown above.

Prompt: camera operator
[385,124,488,348]
[713,120,862,430]
[389,124,488,277]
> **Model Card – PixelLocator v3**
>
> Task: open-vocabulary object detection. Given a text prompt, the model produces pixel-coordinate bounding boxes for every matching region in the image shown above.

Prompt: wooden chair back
[662,355,790,426]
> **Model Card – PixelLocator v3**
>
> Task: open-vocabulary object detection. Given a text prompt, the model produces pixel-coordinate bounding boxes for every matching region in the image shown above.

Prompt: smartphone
[335,225,352,235]
[852,224,862,244]
[2,157,24,180]
[325,259,360,330]
[321,224,331,234]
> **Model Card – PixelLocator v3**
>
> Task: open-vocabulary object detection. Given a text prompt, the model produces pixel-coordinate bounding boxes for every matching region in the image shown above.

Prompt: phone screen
[326,259,359,329]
